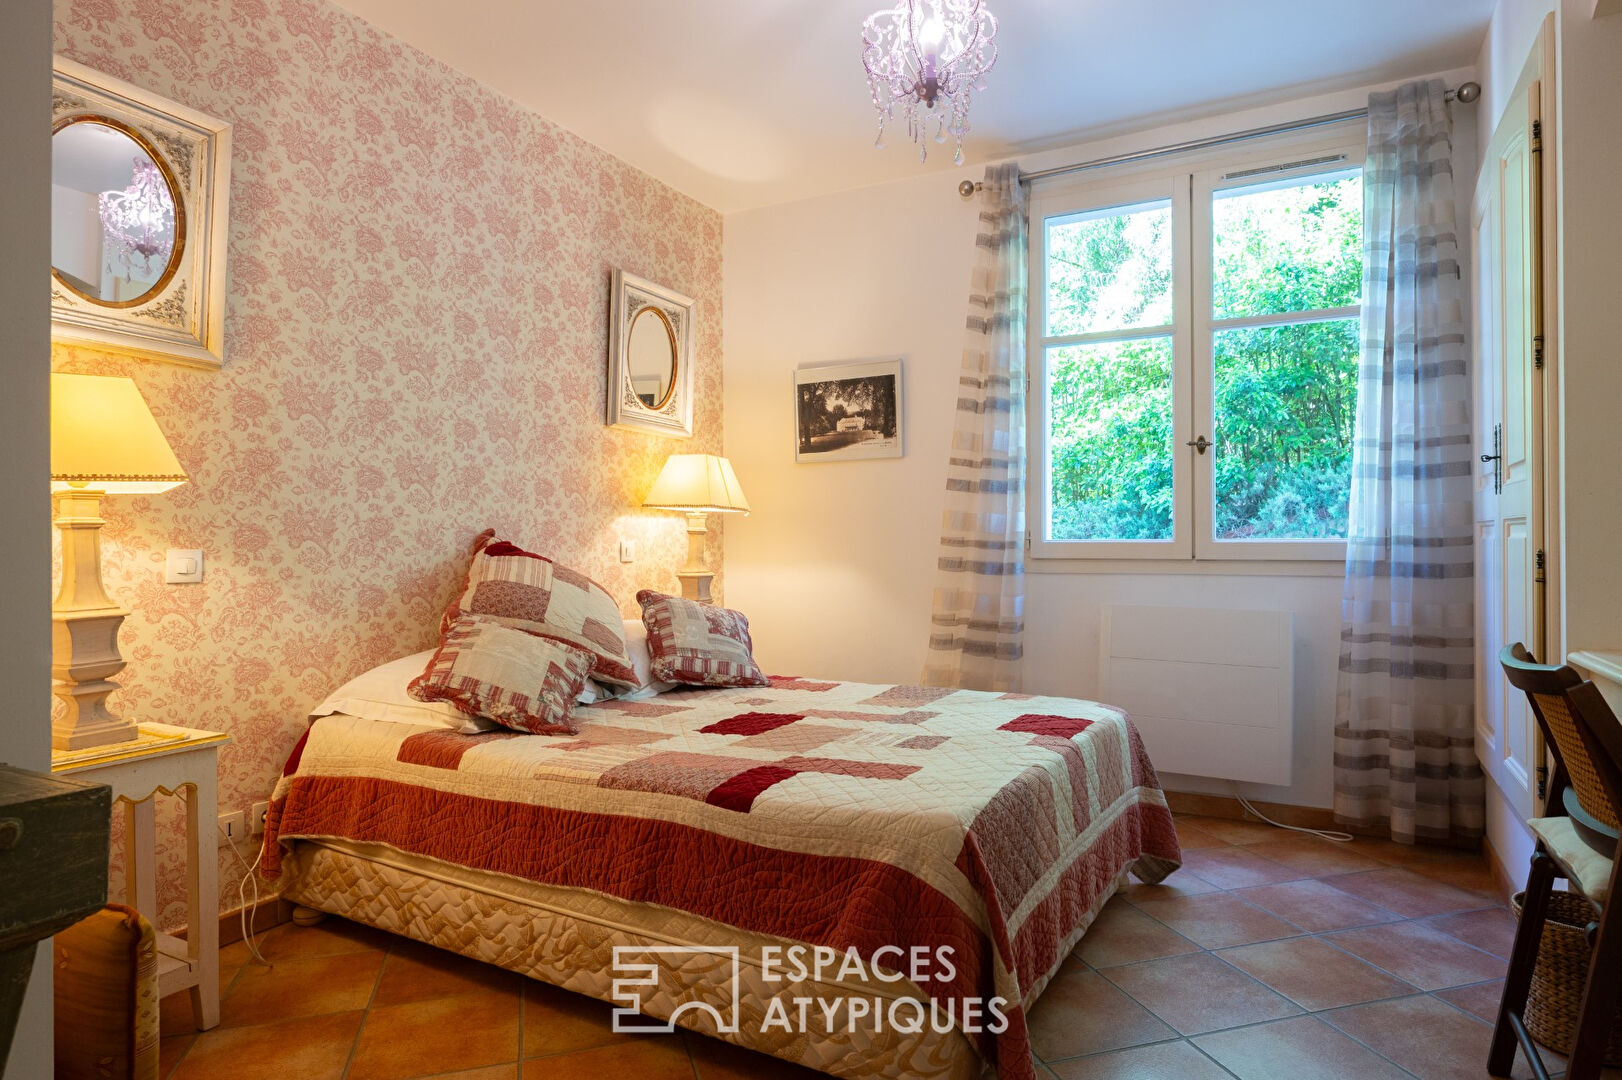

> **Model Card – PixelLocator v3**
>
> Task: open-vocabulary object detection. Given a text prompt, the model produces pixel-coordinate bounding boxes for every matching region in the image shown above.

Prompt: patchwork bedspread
[264,677,1180,1079]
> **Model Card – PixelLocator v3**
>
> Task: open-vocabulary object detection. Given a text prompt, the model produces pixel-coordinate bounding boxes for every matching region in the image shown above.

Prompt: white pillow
[312,651,495,733]
[621,618,677,700]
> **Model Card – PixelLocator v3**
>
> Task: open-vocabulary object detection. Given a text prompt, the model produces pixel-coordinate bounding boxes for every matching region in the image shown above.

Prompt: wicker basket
[1511,889,1622,1064]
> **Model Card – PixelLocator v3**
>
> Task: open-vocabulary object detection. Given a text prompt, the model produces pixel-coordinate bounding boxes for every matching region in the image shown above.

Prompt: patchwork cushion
[410,617,596,735]
[54,903,159,1080]
[444,531,637,688]
[637,590,768,688]
[1530,815,1615,905]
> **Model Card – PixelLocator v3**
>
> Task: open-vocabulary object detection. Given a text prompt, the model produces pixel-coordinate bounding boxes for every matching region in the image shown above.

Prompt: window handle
[1185,435,1212,455]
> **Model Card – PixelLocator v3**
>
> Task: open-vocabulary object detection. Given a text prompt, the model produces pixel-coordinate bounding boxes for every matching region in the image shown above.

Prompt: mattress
[265,677,1181,1079]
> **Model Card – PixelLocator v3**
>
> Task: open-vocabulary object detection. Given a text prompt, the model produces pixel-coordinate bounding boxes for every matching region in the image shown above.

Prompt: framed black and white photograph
[793,359,903,463]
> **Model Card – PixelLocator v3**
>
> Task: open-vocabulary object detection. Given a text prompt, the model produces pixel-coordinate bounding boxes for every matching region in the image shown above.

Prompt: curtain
[922,164,1028,692]
[1334,79,1483,844]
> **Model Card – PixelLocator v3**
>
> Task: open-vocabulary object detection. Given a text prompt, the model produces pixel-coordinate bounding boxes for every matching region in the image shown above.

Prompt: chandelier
[99,156,175,281]
[862,0,998,165]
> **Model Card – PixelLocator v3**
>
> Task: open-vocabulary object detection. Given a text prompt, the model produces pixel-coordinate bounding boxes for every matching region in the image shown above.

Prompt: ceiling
[327,0,1494,213]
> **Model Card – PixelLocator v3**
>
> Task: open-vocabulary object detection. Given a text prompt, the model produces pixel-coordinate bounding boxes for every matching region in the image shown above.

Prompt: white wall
[1,0,56,1075]
[725,69,1477,810]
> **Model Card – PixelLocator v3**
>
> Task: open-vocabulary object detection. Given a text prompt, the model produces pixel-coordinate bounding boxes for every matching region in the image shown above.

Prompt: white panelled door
[1473,63,1548,822]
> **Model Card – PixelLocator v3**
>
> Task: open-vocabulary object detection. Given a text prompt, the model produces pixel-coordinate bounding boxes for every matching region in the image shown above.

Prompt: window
[1029,137,1364,562]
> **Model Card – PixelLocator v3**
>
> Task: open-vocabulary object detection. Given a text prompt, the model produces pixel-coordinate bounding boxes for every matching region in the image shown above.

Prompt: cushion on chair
[53,903,160,1080]
[1530,815,1616,905]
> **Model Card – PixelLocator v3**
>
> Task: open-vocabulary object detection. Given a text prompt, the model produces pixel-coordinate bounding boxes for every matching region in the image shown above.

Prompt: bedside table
[52,723,229,1030]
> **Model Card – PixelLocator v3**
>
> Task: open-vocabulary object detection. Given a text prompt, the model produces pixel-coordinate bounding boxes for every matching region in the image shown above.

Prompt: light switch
[619,539,636,564]
[165,549,204,584]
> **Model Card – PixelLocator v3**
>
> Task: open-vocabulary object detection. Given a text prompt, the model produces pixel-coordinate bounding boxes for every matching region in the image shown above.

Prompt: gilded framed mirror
[51,56,232,370]
[607,269,695,438]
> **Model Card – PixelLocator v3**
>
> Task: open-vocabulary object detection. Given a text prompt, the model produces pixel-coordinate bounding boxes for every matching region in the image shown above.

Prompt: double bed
[264,675,1180,1080]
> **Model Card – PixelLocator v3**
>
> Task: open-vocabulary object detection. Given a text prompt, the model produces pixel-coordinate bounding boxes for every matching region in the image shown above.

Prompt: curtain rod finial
[959,179,980,199]
[1453,81,1481,104]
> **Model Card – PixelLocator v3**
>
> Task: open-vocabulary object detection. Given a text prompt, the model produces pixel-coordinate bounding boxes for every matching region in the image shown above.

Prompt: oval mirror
[51,117,184,307]
[626,306,677,410]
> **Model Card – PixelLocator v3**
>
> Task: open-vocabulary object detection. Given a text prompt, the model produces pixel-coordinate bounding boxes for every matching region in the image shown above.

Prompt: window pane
[1046,199,1173,337]
[1047,337,1175,541]
[1212,318,1358,539]
[1212,170,1362,320]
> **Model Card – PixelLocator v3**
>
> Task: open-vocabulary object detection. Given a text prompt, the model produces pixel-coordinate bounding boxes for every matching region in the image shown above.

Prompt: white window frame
[1028,129,1366,564]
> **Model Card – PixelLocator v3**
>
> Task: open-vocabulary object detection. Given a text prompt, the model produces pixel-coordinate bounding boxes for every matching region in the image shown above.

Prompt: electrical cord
[216,820,270,966]
[1230,781,1355,843]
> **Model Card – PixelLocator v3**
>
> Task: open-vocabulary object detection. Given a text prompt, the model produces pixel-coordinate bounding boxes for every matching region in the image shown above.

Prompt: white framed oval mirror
[607,269,695,437]
[51,116,185,308]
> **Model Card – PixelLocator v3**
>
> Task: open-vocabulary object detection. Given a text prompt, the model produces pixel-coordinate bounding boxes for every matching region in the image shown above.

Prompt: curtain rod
[957,81,1481,198]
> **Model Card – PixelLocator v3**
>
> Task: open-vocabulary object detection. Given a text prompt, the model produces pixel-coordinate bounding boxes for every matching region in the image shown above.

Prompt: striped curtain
[922,164,1027,692]
[1333,80,1482,844]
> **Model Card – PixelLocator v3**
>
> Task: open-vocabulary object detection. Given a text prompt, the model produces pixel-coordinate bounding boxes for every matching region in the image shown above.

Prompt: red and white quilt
[264,677,1180,1079]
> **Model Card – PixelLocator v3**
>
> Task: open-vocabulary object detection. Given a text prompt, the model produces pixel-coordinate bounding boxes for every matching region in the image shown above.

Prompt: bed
[264,676,1180,1080]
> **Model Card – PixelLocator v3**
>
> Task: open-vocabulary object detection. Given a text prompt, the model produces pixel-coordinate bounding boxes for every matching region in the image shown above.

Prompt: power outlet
[218,810,246,843]
[251,801,269,835]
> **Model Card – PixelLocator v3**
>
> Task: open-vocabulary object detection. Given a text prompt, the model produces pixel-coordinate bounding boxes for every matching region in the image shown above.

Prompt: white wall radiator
[1099,604,1294,786]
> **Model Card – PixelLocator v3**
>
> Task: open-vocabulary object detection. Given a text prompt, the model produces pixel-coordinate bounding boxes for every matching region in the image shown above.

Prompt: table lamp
[51,373,188,750]
[643,454,749,603]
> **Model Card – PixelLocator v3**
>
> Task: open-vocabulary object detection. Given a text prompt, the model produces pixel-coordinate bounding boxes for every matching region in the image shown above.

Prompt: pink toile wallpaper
[53,0,724,929]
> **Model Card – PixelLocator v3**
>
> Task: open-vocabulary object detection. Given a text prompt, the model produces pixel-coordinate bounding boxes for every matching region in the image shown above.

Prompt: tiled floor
[157,814,1603,1079]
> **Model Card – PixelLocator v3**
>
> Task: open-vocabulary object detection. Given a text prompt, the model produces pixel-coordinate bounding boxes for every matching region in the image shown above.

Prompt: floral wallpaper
[53,0,724,930]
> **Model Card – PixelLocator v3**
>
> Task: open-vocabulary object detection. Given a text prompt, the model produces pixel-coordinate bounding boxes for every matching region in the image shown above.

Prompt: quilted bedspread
[263,677,1180,1079]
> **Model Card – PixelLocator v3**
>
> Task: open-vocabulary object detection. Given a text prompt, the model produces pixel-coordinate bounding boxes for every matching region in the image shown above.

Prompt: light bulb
[918,15,945,54]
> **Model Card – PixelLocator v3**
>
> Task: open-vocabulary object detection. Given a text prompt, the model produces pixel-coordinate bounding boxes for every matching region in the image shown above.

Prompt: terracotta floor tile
[1232,879,1401,933]
[1118,868,1223,903]
[521,981,621,1058]
[245,918,391,964]
[1127,892,1302,950]
[1171,822,1232,850]
[1180,816,1282,845]
[1178,846,1305,890]
[1216,937,1415,1011]
[1323,993,1503,1080]
[1324,867,1488,918]
[1046,1039,1234,1080]
[521,1037,694,1079]
[421,1067,520,1080]
[1101,952,1300,1036]
[170,1010,362,1080]
[1027,970,1176,1059]
[1427,906,1518,959]
[373,938,526,1006]
[160,988,205,1036]
[1327,920,1506,990]
[684,1029,829,1078]
[159,1033,192,1079]
[1195,1015,1411,1080]
[1435,979,1507,1024]
[1237,836,1387,877]
[218,948,383,1027]
[348,987,521,1080]
[1073,899,1200,969]
[1412,857,1508,903]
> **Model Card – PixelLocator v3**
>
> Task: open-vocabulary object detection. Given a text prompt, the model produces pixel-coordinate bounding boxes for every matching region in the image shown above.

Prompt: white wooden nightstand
[51,723,229,1030]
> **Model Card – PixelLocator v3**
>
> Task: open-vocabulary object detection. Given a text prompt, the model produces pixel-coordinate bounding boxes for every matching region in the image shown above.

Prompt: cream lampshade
[50,373,188,750]
[643,454,749,604]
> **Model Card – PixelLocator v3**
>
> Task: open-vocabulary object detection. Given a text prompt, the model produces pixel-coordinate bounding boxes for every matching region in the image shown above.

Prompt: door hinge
[1532,119,1543,151]
[1536,548,1547,584]
[1533,334,1545,369]
[1537,763,1549,800]
[1024,532,1031,551]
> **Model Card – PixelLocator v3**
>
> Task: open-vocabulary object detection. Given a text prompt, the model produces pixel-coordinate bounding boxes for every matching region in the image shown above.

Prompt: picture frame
[793,359,904,463]
[51,56,232,370]
[606,269,696,438]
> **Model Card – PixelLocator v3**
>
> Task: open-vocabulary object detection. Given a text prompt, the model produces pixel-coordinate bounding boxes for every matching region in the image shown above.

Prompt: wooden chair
[1491,643,1622,1080]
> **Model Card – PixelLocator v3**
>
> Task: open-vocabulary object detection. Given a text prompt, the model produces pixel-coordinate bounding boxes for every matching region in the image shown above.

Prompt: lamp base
[677,571,714,605]
[51,487,136,751]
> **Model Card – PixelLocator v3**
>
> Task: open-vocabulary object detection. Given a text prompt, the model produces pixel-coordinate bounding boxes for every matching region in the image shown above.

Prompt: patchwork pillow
[636,590,768,688]
[444,531,638,688]
[409,617,596,735]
